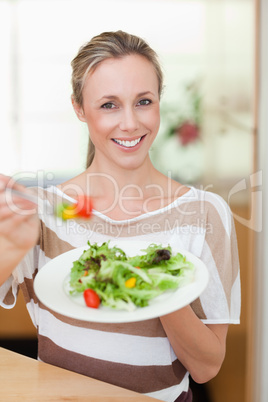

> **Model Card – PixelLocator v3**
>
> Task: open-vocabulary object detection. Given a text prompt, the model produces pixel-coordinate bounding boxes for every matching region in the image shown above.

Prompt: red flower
[175,121,200,146]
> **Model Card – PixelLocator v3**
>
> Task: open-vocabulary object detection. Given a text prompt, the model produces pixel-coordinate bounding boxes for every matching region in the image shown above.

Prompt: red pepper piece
[75,195,93,219]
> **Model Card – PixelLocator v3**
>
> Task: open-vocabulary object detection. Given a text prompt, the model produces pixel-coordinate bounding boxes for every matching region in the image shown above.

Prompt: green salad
[69,241,195,311]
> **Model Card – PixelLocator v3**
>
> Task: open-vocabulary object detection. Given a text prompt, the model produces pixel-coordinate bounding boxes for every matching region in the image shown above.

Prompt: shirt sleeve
[0,247,38,309]
[191,192,241,324]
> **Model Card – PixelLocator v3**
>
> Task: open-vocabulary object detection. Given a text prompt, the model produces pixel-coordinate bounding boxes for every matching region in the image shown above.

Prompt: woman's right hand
[0,174,39,264]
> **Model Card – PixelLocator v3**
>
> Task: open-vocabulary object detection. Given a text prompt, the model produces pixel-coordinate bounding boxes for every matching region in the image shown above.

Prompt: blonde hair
[71,30,164,168]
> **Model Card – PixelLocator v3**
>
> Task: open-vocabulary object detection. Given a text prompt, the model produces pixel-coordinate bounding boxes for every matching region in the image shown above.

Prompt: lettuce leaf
[69,241,195,311]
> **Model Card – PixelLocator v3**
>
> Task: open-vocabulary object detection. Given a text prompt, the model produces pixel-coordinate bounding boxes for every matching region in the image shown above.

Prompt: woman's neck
[57,157,189,220]
[86,156,160,197]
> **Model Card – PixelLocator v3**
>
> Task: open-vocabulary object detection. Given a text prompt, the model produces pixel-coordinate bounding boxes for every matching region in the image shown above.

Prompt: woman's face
[73,54,160,171]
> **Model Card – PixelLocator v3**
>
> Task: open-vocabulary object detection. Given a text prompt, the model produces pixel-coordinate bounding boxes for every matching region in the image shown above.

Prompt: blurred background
[0,0,266,401]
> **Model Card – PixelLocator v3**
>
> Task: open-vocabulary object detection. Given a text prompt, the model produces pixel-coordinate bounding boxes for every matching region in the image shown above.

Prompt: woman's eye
[138,99,151,106]
[101,102,115,109]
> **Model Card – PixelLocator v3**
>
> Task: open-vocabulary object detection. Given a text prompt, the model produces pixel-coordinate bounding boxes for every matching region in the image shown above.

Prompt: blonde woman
[0,31,240,402]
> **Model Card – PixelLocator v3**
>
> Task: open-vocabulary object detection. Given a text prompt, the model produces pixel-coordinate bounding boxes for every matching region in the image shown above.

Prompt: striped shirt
[0,186,240,402]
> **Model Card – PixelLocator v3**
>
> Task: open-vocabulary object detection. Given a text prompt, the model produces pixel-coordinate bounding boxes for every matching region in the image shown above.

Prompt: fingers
[0,174,26,192]
[0,208,36,236]
[0,174,39,257]
[0,175,37,230]
[0,194,37,215]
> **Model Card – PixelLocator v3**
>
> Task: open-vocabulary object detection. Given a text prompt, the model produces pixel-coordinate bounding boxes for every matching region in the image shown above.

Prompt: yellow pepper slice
[61,205,78,220]
[125,277,136,288]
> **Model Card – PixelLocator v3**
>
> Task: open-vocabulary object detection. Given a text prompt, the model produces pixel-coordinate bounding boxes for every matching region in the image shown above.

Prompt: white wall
[253,0,268,400]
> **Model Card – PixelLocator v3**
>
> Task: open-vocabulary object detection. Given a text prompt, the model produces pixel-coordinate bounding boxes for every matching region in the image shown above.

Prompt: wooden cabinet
[0,290,36,339]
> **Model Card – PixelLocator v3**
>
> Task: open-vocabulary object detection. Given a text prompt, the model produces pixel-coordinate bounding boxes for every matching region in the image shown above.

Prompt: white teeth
[113,137,142,148]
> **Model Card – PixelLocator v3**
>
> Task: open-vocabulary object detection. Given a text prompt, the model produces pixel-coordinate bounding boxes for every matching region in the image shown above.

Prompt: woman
[0,31,240,402]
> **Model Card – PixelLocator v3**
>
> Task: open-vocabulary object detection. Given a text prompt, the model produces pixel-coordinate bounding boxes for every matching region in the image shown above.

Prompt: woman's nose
[119,108,139,133]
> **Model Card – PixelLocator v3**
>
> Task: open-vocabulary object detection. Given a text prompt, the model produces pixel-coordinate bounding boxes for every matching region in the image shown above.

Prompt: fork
[5,188,39,204]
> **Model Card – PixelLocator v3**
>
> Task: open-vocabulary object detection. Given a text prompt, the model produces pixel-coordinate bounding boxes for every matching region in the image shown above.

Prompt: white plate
[34,240,209,323]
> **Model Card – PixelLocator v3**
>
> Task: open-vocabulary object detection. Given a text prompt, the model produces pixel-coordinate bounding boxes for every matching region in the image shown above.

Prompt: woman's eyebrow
[136,91,155,97]
[97,91,156,102]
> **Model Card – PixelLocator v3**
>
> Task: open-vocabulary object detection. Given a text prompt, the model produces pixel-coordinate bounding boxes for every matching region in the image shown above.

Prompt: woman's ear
[71,95,86,122]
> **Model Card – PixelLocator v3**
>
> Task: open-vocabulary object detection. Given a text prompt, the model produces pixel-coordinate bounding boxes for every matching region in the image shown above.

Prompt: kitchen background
[0,0,261,401]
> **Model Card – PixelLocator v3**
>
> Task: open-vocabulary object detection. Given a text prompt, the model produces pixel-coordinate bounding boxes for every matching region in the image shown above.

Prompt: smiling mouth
[112,135,145,148]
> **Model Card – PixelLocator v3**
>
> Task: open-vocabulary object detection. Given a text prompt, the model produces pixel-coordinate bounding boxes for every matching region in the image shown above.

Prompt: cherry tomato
[75,195,93,219]
[83,289,100,308]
